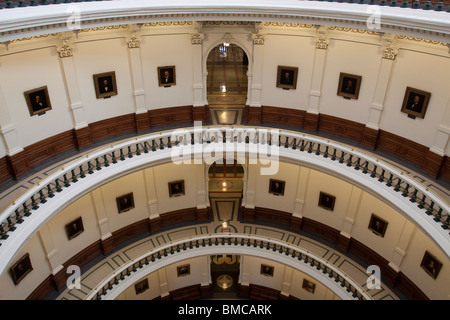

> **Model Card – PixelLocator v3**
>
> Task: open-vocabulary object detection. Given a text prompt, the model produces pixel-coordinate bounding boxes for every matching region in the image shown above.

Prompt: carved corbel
[314,25,330,50]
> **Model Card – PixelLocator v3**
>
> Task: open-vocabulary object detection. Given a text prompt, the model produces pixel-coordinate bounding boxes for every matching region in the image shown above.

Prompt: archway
[206,43,248,125]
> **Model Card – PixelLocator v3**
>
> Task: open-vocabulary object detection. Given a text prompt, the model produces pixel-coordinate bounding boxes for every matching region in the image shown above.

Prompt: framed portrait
[318,191,336,211]
[337,72,362,100]
[24,86,52,116]
[65,217,84,240]
[260,264,274,277]
[10,253,33,285]
[269,179,285,196]
[177,264,190,277]
[116,192,135,213]
[276,65,298,90]
[169,180,185,197]
[420,251,442,279]
[302,279,316,293]
[93,71,118,99]
[134,278,149,295]
[158,65,176,87]
[368,214,388,237]
[401,87,431,119]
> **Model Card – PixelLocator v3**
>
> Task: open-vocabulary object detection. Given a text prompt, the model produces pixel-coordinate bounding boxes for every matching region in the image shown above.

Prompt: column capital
[314,25,330,50]
[56,31,75,58]
[126,24,142,48]
[380,33,399,60]
[252,33,266,45]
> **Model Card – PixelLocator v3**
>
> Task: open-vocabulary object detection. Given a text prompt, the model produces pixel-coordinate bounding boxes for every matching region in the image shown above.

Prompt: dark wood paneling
[301,217,340,244]
[196,207,211,221]
[160,208,197,227]
[245,106,262,124]
[318,114,365,143]
[249,284,280,300]
[421,149,445,178]
[111,219,150,245]
[255,206,292,226]
[26,276,54,300]
[262,106,305,128]
[135,112,151,132]
[360,126,379,150]
[170,284,201,300]
[240,206,255,221]
[304,112,319,132]
[377,130,429,167]
[193,105,210,123]
[149,106,193,128]
[74,126,92,150]
[441,156,450,181]
[0,156,13,183]
[6,151,30,179]
[89,114,137,143]
[396,272,429,300]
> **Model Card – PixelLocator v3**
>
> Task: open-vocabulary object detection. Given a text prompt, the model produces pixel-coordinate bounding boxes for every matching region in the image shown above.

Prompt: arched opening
[206,43,248,125]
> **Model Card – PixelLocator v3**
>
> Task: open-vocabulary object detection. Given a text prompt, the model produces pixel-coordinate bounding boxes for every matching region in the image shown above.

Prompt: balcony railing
[0,126,448,273]
[85,233,371,300]
[0,0,448,11]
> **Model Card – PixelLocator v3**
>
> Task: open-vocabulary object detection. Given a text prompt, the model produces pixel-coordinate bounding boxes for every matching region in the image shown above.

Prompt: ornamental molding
[56,32,75,58]
[314,25,330,50]
[125,24,142,48]
[190,21,204,45]
[252,33,266,45]
[380,33,399,60]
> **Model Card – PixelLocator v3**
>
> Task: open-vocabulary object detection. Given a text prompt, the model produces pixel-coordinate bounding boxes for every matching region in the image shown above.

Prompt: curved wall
[1,161,448,300]
[0,21,448,184]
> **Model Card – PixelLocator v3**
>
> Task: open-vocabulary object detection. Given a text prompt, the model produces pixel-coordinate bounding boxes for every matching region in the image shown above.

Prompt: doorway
[210,254,241,299]
[208,159,244,233]
[206,44,248,125]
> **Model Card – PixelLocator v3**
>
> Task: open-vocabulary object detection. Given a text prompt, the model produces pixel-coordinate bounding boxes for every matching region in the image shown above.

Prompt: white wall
[0,23,448,154]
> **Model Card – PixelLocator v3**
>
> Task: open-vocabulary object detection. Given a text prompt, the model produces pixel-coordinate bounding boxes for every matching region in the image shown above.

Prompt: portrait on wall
[420,251,442,279]
[318,191,336,211]
[24,86,52,116]
[401,87,431,119]
[260,264,274,277]
[134,278,149,295]
[276,65,298,90]
[302,279,316,293]
[10,253,33,285]
[337,72,362,100]
[177,264,190,277]
[158,65,176,87]
[65,217,84,240]
[169,180,185,197]
[93,71,118,99]
[368,214,388,238]
[269,179,285,196]
[116,192,135,213]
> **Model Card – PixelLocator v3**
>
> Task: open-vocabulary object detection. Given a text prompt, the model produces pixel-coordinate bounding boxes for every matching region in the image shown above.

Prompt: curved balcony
[0,125,448,279]
[86,234,372,300]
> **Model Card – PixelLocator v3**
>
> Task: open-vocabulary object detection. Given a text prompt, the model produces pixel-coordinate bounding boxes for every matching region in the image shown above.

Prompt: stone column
[361,33,398,150]
[90,189,115,254]
[421,98,450,177]
[191,22,209,123]
[386,220,415,286]
[38,225,65,289]
[247,24,266,123]
[305,26,330,132]
[126,24,150,132]
[291,166,310,231]
[56,32,91,149]
[143,167,161,232]
[337,186,363,252]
